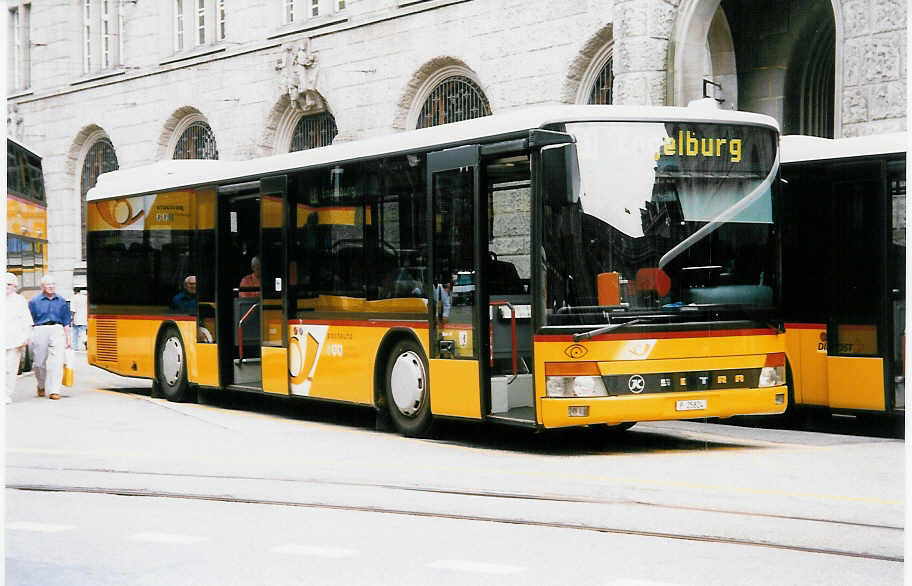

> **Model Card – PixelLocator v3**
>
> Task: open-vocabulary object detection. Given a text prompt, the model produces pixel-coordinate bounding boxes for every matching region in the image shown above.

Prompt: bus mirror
[542,144,580,206]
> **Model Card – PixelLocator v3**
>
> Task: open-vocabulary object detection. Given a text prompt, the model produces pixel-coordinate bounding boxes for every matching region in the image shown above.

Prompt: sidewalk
[7,350,119,403]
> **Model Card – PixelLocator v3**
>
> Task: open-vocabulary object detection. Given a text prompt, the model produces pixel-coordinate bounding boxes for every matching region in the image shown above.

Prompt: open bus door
[216,176,289,393]
[426,146,487,421]
[426,139,553,427]
[825,160,904,414]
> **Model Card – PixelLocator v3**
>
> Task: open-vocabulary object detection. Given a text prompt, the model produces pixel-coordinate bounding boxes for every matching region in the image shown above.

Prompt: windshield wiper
[658,151,780,269]
[573,318,647,342]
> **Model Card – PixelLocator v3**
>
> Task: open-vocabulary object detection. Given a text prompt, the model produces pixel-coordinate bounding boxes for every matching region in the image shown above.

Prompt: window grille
[290,112,338,151]
[173,121,219,160]
[587,56,613,105]
[416,76,491,129]
[80,138,118,260]
[310,0,319,17]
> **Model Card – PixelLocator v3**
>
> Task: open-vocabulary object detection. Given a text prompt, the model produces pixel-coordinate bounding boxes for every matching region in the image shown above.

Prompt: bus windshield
[543,121,779,326]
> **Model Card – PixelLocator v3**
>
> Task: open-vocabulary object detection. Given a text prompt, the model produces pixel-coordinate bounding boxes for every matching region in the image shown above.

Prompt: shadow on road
[428,421,750,456]
[100,381,900,454]
[100,385,746,454]
[720,410,904,440]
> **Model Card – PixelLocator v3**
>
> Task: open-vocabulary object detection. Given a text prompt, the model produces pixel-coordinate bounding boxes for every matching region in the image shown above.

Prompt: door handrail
[489,300,518,384]
[237,302,259,363]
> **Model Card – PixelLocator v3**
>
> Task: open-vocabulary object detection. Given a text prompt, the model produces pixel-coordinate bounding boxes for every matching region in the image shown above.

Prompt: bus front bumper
[539,386,788,428]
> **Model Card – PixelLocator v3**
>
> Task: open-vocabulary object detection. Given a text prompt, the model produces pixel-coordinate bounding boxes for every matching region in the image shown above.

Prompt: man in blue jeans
[28,275,72,400]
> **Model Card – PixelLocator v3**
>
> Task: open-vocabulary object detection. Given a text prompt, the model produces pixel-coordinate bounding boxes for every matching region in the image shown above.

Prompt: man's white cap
[5,272,19,287]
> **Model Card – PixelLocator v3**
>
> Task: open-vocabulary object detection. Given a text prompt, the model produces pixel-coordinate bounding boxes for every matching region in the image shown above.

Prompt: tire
[384,339,432,437]
[156,326,193,402]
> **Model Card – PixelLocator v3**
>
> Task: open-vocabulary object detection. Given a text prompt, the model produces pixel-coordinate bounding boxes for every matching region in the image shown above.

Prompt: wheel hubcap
[161,337,183,386]
[390,351,426,417]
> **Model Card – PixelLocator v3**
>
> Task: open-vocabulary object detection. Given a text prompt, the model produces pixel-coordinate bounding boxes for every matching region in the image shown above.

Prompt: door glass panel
[195,189,216,343]
[433,168,476,359]
[830,172,881,356]
[487,155,532,375]
[889,160,905,407]
[261,193,285,347]
[228,195,262,386]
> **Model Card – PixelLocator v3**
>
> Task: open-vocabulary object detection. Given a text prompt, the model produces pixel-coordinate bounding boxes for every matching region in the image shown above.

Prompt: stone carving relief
[7,103,23,140]
[275,39,322,113]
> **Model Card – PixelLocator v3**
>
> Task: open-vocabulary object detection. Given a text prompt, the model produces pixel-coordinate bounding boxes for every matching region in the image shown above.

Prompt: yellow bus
[780,133,906,418]
[86,104,787,436]
[7,137,48,298]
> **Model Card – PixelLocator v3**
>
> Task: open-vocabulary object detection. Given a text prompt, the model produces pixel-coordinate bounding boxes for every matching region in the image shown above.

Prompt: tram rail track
[7,464,903,563]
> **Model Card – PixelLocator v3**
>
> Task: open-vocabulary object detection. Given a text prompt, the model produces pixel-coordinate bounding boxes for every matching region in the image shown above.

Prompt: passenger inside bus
[239,256,261,298]
[170,275,197,313]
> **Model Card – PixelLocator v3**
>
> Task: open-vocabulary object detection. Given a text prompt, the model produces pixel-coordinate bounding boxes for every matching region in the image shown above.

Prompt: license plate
[676,399,707,411]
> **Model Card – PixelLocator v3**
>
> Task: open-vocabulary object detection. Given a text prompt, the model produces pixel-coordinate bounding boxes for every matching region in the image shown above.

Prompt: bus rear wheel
[384,340,432,437]
[156,326,192,402]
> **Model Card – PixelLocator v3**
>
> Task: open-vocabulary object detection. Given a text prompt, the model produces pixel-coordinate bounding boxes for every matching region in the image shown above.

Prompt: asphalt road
[4,353,905,585]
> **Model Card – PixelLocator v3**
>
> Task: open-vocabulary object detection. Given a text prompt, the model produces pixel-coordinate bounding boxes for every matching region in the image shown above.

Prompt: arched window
[587,56,614,105]
[173,120,219,159]
[80,138,118,259]
[416,76,491,129]
[290,111,338,151]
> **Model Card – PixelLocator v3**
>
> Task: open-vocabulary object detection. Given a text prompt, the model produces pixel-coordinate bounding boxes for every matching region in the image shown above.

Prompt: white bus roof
[781,132,908,164]
[88,103,779,202]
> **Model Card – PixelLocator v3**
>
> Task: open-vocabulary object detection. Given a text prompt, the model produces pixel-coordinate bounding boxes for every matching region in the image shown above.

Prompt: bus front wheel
[384,340,432,437]
[156,326,192,402]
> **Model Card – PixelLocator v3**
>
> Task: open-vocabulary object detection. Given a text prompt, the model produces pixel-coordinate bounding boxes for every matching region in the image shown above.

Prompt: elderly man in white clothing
[28,274,72,400]
[5,272,34,404]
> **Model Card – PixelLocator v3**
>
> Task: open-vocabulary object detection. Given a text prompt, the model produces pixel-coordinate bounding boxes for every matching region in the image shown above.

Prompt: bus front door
[427,146,537,425]
[427,146,485,420]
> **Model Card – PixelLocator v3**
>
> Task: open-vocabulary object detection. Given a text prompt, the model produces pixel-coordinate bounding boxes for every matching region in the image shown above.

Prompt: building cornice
[8,0,473,105]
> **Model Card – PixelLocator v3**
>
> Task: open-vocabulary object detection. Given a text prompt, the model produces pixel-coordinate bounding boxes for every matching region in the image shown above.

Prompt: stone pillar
[840,0,907,136]
[613,0,676,105]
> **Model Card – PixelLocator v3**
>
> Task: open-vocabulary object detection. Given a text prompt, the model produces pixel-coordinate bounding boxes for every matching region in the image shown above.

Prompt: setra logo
[628,374,646,394]
[95,198,144,228]
[564,344,588,359]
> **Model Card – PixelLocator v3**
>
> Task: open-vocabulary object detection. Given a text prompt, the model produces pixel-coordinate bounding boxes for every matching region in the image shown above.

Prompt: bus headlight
[759,352,786,387]
[545,376,609,397]
[758,366,785,387]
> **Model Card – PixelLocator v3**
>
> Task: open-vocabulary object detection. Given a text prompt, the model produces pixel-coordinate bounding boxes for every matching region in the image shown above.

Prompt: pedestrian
[5,272,34,404]
[28,274,72,400]
[71,288,89,350]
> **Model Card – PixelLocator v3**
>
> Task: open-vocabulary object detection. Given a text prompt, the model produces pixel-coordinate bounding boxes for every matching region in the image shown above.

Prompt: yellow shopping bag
[62,349,75,387]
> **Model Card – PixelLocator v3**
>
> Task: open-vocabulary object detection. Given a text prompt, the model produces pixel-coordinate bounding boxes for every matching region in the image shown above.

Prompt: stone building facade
[6,0,907,293]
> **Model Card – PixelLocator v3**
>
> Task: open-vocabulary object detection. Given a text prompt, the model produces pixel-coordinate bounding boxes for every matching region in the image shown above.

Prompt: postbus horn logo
[564,344,588,359]
[96,198,144,228]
